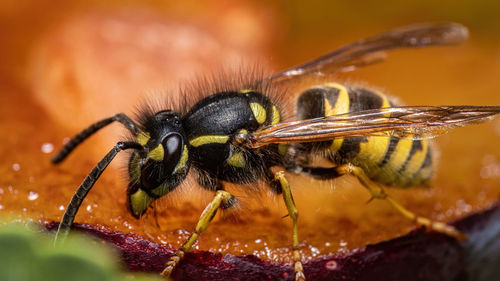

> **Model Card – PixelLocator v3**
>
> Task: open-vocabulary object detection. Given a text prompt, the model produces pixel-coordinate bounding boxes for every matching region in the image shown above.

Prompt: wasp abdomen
[296,83,433,187]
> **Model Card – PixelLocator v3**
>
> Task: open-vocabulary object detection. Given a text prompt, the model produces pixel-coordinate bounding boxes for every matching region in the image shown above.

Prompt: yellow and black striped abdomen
[296,83,432,187]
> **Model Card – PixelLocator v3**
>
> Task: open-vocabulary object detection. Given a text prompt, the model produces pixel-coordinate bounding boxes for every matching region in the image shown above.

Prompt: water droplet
[41,143,54,154]
[325,260,338,270]
[28,191,39,201]
[12,163,20,171]
[310,246,320,255]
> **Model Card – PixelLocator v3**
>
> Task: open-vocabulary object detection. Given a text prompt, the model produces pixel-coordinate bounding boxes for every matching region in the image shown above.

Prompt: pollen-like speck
[0,188,4,195]
[28,191,39,201]
[12,163,20,171]
[339,240,347,247]
[59,205,65,210]
[0,204,3,210]
[324,242,331,247]
[86,205,92,212]
[254,238,262,244]
[41,143,54,154]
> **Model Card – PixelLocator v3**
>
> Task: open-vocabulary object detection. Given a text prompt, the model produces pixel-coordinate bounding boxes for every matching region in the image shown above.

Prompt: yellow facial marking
[250,102,266,124]
[240,89,254,94]
[148,144,164,161]
[239,129,248,135]
[271,105,281,125]
[227,152,246,168]
[189,135,229,147]
[129,189,155,217]
[151,184,170,197]
[137,131,150,146]
[174,145,189,173]
[129,153,141,183]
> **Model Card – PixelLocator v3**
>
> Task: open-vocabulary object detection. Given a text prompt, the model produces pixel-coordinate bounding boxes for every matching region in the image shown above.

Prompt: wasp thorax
[127,110,190,218]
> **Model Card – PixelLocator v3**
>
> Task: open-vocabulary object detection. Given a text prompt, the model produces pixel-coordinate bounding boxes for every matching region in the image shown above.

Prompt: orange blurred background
[1,0,500,262]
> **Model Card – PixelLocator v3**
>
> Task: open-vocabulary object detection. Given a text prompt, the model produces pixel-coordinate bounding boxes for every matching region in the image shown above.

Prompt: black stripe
[335,136,368,163]
[297,86,342,152]
[348,87,384,112]
[296,86,340,119]
[399,140,424,172]
[411,147,433,184]
[419,147,433,169]
[324,86,341,111]
[379,136,400,166]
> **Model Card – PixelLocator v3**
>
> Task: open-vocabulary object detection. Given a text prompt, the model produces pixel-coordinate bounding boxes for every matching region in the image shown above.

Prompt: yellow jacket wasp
[52,23,500,280]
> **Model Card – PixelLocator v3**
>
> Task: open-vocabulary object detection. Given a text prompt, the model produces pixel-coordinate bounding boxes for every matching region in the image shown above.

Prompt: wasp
[53,23,500,280]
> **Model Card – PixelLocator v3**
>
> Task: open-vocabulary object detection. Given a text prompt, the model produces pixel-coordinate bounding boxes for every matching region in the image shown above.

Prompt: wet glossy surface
[1,1,500,264]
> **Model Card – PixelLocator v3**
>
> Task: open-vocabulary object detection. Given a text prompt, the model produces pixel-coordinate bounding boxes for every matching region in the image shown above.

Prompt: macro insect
[53,23,500,281]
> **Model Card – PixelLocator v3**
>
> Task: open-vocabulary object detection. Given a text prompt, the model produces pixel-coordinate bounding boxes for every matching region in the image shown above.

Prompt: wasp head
[127,110,190,218]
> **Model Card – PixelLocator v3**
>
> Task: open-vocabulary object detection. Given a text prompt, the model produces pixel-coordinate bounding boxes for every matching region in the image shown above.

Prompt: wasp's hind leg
[336,164,466,240]
[161,190,237,277]
[272,170,306,281]
[52,113,139,163]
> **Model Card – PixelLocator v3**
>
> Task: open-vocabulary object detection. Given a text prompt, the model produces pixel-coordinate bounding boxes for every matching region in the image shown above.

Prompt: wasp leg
[299,165,344,180]
[274,171,306,281]
[336,164,466,240]
[161,190,236,277]
[52,113,139,164]
[55,141,143,244]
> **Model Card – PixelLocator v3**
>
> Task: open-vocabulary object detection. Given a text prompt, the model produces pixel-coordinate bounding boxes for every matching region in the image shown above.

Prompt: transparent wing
[248,106,500,148]
[265,23,468,84]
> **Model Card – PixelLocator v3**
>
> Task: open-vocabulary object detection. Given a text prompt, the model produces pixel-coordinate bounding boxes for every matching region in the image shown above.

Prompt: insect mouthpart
[127,133,190,218]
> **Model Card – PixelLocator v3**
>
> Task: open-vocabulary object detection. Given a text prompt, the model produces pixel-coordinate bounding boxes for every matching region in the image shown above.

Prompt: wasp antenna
[52,113,139,164]
[54,141,143,245]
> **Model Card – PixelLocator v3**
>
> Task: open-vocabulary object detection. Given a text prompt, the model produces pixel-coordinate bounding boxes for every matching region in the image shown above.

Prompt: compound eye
[140,133,183,191]
[162,133,183,174]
